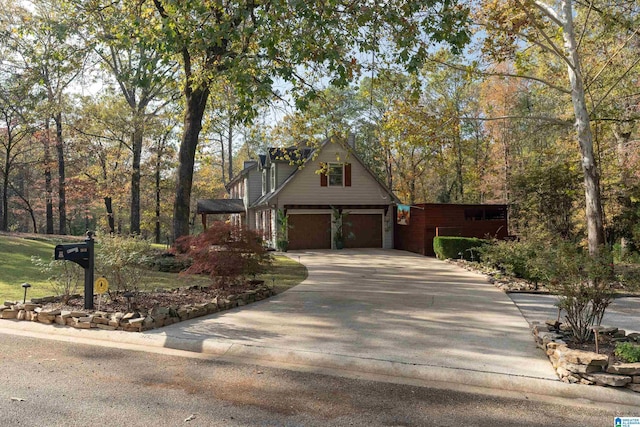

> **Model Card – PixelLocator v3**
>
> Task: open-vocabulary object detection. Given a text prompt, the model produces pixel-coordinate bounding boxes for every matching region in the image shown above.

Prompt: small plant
[331,207,354,249]
[614,342,640,363]
[276,209,290,252]
[31,256,83,303]
[175,222,271,287]
[94,234,153,293]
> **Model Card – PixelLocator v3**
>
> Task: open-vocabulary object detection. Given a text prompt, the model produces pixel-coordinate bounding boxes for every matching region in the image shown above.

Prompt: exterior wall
[247,168,262,205]
[394,204,508,256]
[276,142,393,207]
[275,162,298,188]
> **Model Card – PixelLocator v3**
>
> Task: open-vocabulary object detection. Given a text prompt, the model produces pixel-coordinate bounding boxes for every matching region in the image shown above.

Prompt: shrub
[143,251,192,273]
[615,342,640,363]
[95,234,153,293]
[479,238,547,282]
[480,237,620,343]
[174,222,271,287]
[433,236,487,261]
[30,256,83,303]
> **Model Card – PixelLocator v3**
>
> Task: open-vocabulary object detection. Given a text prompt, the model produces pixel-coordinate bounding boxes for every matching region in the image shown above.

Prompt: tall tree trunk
[104,196,115,234]
[173,86,210,241]
[155,159,161,244]
[44,119,54,234]
[1,167,8,232]
[227,118,233,181]
[130,119,143,235]
[561,0,605,255]
[54,112,66,235]
[220,136,226,184]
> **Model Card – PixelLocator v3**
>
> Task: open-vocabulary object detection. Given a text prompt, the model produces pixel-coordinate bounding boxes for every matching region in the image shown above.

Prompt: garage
[344,214,382,248]
[287,214,332,250]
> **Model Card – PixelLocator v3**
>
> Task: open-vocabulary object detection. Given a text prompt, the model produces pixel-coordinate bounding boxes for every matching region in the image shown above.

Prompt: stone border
[0,285,276,332]
[532,322,640,392]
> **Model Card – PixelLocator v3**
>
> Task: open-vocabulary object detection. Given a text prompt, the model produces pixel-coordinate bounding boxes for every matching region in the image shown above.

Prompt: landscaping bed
[448,258,640,393]
[0,281,276,332]
[532,321,640,392]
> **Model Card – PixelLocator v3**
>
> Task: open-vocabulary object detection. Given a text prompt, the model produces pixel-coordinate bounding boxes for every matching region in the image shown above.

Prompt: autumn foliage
[174,222,270,286]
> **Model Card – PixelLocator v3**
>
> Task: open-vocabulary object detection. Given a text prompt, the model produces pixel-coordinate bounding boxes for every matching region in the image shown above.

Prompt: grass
[257,254,308,294]
[0,234,307,302]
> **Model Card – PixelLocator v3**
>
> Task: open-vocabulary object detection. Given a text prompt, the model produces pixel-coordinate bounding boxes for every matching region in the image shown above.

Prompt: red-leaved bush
[174,222,270,287]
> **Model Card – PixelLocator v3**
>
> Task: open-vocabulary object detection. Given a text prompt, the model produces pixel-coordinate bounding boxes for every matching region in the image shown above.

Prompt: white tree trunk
[560,0,605,255]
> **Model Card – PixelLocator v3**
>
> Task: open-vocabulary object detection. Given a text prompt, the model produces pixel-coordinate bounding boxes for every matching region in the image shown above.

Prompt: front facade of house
[225,140,397,250]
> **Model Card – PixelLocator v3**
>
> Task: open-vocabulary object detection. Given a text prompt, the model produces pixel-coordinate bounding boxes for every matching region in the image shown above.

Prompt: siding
[277,143,392,206]
[247,168,262,205]
[394,204,508,256]
[276,162,298,189]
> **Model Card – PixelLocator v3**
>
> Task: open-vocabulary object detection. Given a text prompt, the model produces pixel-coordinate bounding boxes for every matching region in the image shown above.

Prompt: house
[394,203,509,256]
[199,138,398,250]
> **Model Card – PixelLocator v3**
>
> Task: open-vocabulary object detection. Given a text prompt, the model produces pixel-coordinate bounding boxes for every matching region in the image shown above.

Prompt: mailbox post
[84,232,95,310]
[54,231,95,310]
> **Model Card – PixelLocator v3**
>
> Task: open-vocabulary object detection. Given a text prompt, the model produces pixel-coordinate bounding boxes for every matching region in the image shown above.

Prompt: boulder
[606,363,640,376]
[581,372,632,387]
[562,349,609,366]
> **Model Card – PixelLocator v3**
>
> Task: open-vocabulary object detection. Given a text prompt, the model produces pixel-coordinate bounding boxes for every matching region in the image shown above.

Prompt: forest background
[1,0,639,253]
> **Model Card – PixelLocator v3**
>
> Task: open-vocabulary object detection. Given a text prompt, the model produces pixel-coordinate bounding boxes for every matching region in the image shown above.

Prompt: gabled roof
[250,138,399,208]
[197,199,245,214]
[225,160,258,191]
[267,147,313,164]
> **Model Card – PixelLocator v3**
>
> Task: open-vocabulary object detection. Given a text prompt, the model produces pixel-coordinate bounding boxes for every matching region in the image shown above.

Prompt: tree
[10,0,88,235]
[148,0,471,240]
[476,0,640,255]
[0,75,37,231]
[81,0,179,234]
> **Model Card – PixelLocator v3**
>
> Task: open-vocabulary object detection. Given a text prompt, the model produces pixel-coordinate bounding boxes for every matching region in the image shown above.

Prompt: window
[262,169,267,195]
[270,166,276,191]
[328,163,343,187]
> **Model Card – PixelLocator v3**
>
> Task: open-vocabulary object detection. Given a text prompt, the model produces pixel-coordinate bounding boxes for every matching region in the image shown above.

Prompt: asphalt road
[0,333,631,426]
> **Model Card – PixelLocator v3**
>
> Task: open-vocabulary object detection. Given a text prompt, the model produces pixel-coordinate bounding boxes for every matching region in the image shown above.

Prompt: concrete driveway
[149,249,558,386]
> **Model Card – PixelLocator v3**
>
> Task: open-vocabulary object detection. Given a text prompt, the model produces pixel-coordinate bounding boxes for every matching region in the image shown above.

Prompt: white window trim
[327,162,344,187]
[270,165,276,192]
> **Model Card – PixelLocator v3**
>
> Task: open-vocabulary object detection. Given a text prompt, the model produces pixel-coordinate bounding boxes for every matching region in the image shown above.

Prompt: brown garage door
[288,214,331,250]
[344,214,382,248]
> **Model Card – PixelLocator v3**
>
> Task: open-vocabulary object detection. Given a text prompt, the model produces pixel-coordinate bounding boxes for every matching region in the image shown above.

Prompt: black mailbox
[53,232,95,309]
[54,243,90,268]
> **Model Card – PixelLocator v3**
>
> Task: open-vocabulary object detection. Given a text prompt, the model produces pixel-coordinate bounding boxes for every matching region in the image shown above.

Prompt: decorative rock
[581,372,632,387]
[95,324,117,331]
[562,349,609,366]
[606,363,640,376]
[562,362,602,374]
[627,383,640,393]
[73,321,92,329]
[37,314,54,324]
[122,312,139,321]
[23,303,38,311]
[54,316,66,326]
[627,333,640,342]
[16,310,26,321]
[633,376,640,384]
[92,317,109,325]
[128,317,144,325]
[69,311,88,318]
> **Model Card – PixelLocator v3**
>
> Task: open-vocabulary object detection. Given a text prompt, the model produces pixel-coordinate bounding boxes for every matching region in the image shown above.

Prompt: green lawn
[0,234,307,302]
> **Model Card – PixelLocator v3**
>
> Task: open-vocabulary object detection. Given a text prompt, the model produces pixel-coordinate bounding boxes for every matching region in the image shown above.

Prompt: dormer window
[270,165,276,192]
[262,169,268,195]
